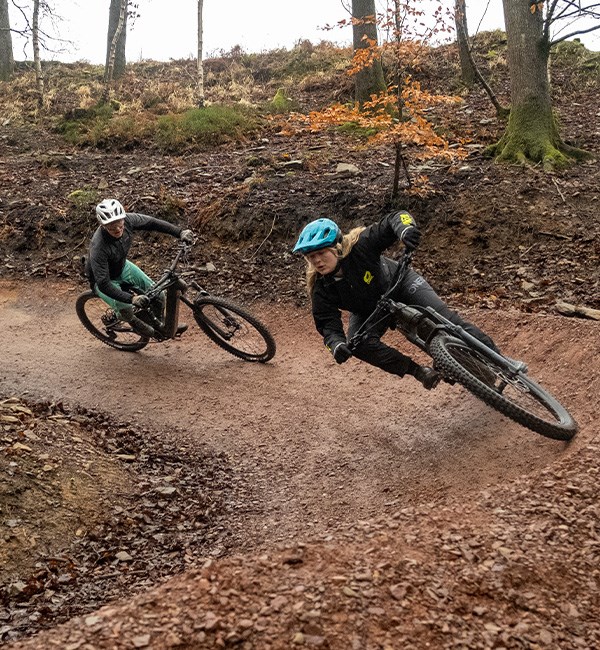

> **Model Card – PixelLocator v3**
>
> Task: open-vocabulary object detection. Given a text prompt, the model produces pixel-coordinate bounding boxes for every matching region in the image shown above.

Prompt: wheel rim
[442,339,568,426]
[83,296,145,347]
[197,303,271,358]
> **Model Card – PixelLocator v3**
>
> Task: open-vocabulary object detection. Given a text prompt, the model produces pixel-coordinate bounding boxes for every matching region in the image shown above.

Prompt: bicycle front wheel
[76,291,149,352]
[193,296,276,363]
[429,333,578,441]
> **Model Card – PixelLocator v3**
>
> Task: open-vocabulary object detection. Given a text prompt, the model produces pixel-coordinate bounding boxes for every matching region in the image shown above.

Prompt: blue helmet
[293,218,342,254]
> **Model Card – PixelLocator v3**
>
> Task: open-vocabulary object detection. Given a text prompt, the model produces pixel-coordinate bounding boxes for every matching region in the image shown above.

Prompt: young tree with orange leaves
[285,0,463,200]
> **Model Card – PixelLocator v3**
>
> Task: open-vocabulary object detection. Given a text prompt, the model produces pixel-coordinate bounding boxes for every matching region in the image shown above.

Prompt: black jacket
[86,213,182,303]
[311,211,416,349]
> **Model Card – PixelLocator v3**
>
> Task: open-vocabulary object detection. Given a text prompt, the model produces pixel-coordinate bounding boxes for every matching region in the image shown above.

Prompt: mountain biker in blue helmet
[293,211,504,390]
[85,198,195,338]
[292,218,342,254]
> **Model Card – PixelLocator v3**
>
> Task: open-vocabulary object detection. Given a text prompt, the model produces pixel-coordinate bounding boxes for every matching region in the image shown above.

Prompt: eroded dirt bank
[1,279,600,648]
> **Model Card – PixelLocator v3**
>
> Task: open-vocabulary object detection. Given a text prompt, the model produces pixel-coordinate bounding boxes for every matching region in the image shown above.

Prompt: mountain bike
[347,251,578,441]
[75,243,276,363]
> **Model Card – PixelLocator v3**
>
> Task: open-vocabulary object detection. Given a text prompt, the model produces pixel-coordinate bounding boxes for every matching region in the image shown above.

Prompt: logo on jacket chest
[363,270,374,285]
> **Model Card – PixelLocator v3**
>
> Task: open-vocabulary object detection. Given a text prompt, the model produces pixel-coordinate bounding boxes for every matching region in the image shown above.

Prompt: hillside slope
[1,37,599,647]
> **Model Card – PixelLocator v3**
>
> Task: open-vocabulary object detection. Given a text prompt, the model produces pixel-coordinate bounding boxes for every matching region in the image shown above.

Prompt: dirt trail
[2,279,598,551]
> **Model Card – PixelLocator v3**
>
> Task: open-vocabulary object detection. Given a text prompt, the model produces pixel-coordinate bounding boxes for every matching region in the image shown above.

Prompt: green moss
[56,102,116,144]
[489,97,593,169]
[156,104,259,151]
[67,188,99,208]
[269,88,294,113]
[337,121,377,138]
[56,101,259,151]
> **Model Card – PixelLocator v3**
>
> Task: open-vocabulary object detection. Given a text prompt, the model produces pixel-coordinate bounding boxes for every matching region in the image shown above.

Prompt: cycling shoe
[414,366,441,390]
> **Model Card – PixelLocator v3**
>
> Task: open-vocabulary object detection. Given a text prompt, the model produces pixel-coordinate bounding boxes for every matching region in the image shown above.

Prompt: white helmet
[96,199,125,225]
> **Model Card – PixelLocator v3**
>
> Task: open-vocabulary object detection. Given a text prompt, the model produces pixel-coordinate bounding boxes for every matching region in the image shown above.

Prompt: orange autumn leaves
[278,2,468,196]
[281,79,466,196]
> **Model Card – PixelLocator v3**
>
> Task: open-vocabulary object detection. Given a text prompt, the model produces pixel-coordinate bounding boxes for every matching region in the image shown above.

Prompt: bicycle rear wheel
[193,296,276,362]
[429,333,578,440]
[76,291,149,352]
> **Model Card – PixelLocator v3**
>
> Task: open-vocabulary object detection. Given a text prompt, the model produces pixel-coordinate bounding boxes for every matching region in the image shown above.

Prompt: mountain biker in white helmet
[86,198,195,338]
[293,211,510,390]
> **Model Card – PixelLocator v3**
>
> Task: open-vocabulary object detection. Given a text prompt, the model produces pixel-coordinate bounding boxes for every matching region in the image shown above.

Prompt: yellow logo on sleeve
[363,271,374,284]
[399,212,413,226]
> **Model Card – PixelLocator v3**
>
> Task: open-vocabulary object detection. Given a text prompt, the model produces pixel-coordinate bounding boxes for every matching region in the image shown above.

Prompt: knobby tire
[76,291,149,352]
[429,333,577,441]
[193,296,276,363]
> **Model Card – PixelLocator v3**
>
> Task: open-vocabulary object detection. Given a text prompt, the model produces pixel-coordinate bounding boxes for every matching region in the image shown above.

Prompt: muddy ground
[1,280,600,648]
[1,39,600,648]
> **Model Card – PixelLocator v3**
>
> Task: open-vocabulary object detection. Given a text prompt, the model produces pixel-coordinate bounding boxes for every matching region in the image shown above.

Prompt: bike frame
[348,251,524,378]
[139,244,209,339]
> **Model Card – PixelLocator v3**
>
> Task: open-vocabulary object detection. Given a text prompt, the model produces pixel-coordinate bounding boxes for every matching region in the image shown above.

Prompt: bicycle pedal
[101,311,119,326]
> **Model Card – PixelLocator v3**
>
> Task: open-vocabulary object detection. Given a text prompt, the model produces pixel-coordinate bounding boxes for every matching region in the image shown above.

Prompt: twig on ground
[552,178,566,203]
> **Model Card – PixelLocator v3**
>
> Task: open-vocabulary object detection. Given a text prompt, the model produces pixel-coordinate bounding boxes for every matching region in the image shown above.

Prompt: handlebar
[167,241,192,273]
[347,249,414,352]
[142,241,193,300]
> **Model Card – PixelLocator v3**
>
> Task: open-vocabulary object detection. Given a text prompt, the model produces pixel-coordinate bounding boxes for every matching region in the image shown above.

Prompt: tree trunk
[454,0,476,86]
[196,0,205,107]
[32,0,44,107]
[0,0,13,81]
[489,0,590,168]
[103,0,127,101]
[351,0,386,105]
[455,0,509,119]
[105,0,128,82]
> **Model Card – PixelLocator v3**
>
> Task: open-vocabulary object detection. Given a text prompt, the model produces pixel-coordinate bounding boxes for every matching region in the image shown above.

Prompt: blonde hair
[305,226,366,294]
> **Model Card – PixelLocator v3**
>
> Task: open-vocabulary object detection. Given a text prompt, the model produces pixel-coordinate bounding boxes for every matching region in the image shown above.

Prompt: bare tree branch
[10,0,71,57]
[551,21,600,43]
[541,1,600,45]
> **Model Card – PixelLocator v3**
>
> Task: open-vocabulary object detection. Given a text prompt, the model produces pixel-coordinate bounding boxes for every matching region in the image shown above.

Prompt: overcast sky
[8,0,599,63]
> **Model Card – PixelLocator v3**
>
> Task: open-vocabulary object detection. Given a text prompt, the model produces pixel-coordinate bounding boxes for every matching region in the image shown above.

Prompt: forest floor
[1,39,600,648]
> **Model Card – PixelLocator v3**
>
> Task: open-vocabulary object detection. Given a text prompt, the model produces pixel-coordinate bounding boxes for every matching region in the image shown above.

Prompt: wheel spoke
[193,297,276,362]
[446,342,556,423]
[429,334,577,440]
[199,305,267,355]
[76,293,147,352]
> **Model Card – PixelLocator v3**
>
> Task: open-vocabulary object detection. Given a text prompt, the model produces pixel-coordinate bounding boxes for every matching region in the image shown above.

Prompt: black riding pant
[348,269,497,377]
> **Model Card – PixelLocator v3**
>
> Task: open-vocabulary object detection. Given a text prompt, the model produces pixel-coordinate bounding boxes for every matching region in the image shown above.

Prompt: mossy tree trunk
[352,0,386,105]
[105,0,128,82]
[0,0,13,81]
[489,0,590,168]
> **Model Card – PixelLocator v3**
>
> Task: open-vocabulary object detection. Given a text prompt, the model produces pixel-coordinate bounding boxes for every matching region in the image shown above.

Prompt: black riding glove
[332,342,352,364]
[132,294,150,309]
[401,226,421,251]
